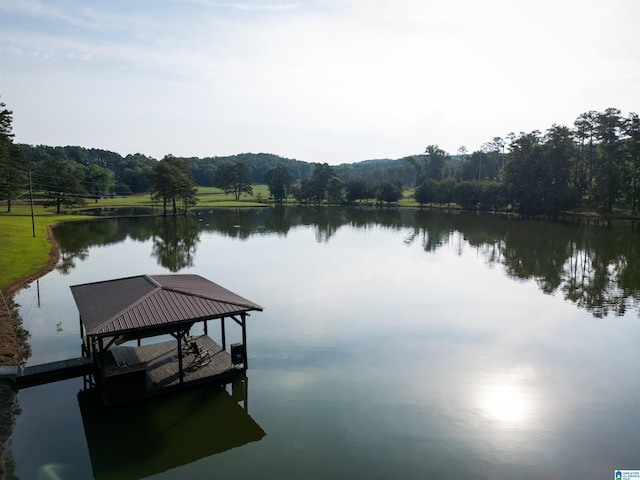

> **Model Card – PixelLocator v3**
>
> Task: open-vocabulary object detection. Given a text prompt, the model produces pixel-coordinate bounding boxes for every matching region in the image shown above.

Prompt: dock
[0,336,243,402]
[103,335,244,400]
[1,274,264,404]
[0,357,93,388]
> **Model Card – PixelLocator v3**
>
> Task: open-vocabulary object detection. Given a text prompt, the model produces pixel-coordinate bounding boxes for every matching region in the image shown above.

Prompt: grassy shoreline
[0,187,269,294]
[0,213,80,296]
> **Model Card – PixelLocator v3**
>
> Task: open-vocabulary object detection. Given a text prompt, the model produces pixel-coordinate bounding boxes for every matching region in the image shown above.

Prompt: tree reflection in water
[53,208,640,318]
[151,216,199,272]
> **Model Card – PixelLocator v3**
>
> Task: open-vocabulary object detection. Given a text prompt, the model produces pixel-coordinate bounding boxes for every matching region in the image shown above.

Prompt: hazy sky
[1,0,638,164]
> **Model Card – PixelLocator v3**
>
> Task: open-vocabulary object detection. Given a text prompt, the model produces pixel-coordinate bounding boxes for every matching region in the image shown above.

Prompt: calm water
[8,208,640,479]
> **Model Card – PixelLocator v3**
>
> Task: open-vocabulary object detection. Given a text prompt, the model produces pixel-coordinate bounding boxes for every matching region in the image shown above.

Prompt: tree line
[1,97,638,216]
[264,107,639,215]
[281,108,639,215]
[408,108,639,215]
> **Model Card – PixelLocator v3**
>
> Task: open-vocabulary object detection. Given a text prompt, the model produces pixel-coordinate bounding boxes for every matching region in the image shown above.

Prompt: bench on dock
[184,337,212,367]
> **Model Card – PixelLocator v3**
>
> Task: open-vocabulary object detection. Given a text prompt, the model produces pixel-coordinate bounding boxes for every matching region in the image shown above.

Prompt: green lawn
[0,208,86,293]
[93,186,272,209]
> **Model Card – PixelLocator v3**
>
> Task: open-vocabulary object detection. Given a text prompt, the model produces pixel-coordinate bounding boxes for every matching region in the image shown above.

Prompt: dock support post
[177,329,184,384]
[241,313,247,368]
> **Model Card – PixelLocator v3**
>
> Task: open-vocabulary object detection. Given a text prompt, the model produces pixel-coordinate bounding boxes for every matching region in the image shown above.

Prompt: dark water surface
[9,208,640,479]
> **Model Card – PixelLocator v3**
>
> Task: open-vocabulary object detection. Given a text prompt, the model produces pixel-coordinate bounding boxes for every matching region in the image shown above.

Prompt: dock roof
[70,274,263,337]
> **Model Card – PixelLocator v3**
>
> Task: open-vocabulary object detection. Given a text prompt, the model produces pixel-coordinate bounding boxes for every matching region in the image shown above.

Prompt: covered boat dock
[70,273,263,405]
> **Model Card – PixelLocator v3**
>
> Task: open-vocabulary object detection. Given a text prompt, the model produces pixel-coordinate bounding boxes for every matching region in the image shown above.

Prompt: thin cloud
[1,0,638,163]
[230,2,301,11]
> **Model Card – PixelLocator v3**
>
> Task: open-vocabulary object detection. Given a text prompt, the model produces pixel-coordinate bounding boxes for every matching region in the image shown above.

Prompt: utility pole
[28,169,35,237]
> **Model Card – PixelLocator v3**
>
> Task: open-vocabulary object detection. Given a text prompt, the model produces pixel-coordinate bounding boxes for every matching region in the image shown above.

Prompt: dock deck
[104,335,243,395]
[16,357,93,388]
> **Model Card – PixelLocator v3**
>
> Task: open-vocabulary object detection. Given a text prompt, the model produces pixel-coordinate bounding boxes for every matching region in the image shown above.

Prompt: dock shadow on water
[77,377,264,480]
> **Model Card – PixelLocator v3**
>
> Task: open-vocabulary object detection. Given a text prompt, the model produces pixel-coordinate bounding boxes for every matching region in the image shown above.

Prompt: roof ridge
[90,284,162,335]
[160,285,262,311]
[145,274,162,287]
[71,273,149,289]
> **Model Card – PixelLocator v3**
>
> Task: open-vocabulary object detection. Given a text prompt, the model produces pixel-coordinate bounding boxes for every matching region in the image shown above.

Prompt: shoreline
[0,225,60,366]
[0,227,60,480]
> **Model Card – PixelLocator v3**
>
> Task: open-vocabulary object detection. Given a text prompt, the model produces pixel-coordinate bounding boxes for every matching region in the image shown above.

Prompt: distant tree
[35,154,88,214]
[503,131,543,213]
[574,110,599,199]
[189,158,216,186]
[309,163,334,205]
[436,178,457,207]
[424,145,449,181]
[264,166,293,205]
[327,177,345,205]
[376,180,403,205]
[115,182,133,196]
[453,181,481,210]
[206,153,314,184]
[292,178,314,204]
[335,158,415,185]
[214,161,253,200]
[121,153,154,193]
[414,179,437,207]
[0,99,28,212]
[345,177,375,204]
[150,160,178,216]
[86,164,116,201]
[176,170,199,213]
[492,137,506,171]
[19,145,157,195]
[477,140,503,180]
[119,165,150,194]
[459,150,492,181]
[150,155,198,215]
[477,181,505,211]
[0,99,13,143]
[624,112,640,214]
[405,155,424,185]
[593,108,624,211]
[406,145,450,184]
[540,125,579,212]
[503,128,578,214]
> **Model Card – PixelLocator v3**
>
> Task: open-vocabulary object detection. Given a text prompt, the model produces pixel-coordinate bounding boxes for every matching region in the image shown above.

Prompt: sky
[1,0,639,165]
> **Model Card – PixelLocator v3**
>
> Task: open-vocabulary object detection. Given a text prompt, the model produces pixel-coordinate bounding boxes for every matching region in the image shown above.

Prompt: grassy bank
[94,185,273,209]
[0,208,88,294]
[0,186,273,293]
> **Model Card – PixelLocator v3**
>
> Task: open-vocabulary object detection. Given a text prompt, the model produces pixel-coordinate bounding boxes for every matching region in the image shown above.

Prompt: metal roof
[70,274,263,337]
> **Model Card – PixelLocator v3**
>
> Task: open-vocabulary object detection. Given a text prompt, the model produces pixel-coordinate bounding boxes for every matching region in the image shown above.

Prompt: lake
[7,207,640,479]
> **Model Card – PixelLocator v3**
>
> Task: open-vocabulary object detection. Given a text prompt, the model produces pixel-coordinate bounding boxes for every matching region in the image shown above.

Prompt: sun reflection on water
[482,384,529,423]
[477,365,538,426]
